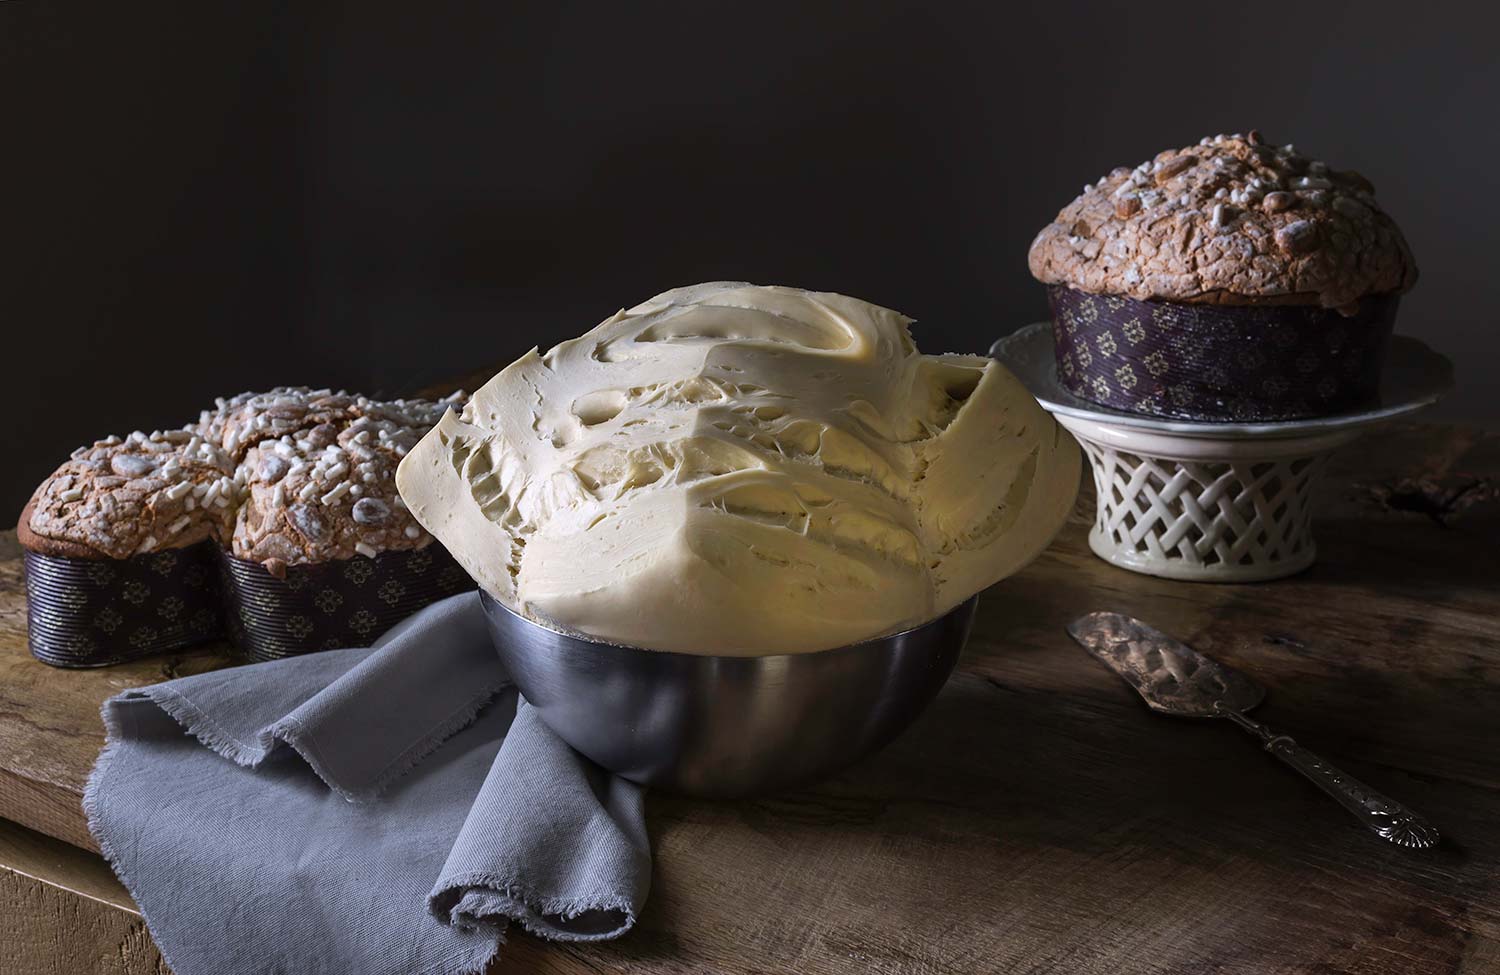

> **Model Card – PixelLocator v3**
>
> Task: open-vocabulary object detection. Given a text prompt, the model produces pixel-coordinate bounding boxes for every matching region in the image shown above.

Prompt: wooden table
[3,422,1498,974]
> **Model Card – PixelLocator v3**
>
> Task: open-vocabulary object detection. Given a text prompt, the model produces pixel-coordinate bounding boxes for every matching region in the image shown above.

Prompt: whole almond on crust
[1263,191,1296,213]
[1276,220,1319,255]
[1155,155,1197,182]
[1027,133,1417,308]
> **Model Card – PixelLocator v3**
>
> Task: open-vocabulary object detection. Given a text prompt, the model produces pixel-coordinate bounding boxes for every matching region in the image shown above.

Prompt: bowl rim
[477,587,978,663]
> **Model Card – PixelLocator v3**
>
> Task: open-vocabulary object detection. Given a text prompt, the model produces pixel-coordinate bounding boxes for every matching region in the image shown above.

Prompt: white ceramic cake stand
[991,323,1453,582]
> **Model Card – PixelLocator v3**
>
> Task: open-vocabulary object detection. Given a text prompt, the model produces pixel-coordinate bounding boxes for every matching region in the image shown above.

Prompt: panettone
[1028,132,1417,421]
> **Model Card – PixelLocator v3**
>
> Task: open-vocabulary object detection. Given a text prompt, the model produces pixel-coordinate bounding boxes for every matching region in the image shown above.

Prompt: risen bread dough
[397,283,1079,654]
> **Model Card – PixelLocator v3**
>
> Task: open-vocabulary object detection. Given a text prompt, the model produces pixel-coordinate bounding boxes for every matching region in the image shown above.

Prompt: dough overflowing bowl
[479,590,976,797]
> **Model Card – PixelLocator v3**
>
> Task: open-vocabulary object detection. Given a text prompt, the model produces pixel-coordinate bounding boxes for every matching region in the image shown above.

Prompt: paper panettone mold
[20,388,472,667]
[218,546,472,662]
[1028,132,1416,421]
[1046,286,1398,421]
[22,536,223,668]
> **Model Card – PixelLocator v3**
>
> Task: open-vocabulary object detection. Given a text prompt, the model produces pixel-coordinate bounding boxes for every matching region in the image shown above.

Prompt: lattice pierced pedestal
[1054,415,1355,581]
[991,322,1453,584]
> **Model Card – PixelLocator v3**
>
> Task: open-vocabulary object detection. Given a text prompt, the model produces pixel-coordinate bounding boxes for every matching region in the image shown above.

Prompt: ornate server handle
[1216,705,1439,850]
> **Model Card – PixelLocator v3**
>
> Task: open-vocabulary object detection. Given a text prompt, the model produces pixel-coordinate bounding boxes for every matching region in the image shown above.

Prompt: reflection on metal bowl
[479,590,976,797]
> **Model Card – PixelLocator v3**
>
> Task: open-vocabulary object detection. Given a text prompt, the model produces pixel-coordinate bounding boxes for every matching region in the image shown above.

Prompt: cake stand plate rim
[990,322,1453,441]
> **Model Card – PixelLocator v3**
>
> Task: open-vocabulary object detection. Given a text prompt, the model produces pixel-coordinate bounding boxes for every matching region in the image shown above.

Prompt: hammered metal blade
[1067,612,1265,718]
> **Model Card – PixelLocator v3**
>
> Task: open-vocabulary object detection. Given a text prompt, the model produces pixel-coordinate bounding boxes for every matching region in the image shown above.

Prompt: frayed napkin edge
[417,930,506,975]
[431,872,640,943]
[112,680,507,804]
[276,684,509,804]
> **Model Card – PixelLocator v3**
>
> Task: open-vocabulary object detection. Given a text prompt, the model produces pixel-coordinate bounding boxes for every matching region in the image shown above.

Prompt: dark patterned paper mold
[1048,287,1397,421]
[23,542,222,668]
[219,546,473,662]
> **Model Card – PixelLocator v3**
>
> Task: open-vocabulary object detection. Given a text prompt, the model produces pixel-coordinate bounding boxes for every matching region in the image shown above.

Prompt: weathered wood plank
[0,819,168,975]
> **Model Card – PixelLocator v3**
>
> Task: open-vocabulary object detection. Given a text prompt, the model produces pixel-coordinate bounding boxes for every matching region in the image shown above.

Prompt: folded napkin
[85,593,651,975]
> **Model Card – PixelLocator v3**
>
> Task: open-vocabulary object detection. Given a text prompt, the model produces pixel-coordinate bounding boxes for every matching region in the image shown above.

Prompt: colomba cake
[20,388,471,666]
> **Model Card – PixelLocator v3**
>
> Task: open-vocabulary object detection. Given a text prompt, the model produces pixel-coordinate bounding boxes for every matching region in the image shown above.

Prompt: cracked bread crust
[195,387,363,463]
[1027,132,1418,311]
[231,400,453,571]
[22,432,237,559]
[23,390,464,569]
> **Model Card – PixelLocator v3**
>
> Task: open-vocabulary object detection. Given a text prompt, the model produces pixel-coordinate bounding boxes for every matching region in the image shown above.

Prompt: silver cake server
[1067,611,1439,850]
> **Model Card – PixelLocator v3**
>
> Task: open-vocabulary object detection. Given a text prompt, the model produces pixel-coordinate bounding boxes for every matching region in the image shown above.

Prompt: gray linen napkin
[85,592,651,975]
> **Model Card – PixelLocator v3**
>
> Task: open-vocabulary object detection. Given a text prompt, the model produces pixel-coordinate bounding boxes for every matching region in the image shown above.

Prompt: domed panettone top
[1028,132,1417,312]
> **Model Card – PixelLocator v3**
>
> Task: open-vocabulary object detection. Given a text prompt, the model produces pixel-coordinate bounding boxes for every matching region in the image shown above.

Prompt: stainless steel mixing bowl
[478,590,977,796]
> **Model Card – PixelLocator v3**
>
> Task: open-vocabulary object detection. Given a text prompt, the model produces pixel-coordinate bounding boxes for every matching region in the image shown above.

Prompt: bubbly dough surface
[397,283,1080,654]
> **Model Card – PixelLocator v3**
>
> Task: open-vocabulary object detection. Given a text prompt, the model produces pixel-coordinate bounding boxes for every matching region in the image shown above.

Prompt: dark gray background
[4,1,1495,516]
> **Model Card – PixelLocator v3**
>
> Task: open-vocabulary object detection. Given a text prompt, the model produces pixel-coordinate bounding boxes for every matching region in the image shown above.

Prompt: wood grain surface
[0,818,169,975]
[2,422,1498,974]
